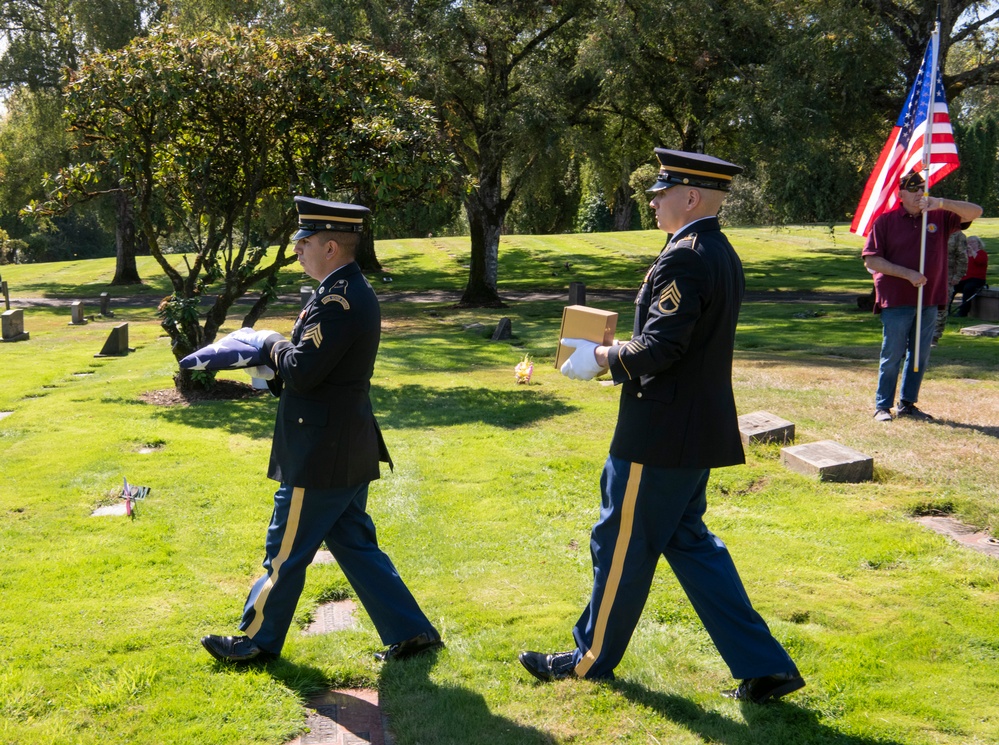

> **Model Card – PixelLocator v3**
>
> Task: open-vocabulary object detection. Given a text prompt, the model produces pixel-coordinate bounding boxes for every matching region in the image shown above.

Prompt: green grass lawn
[1,223,998,744]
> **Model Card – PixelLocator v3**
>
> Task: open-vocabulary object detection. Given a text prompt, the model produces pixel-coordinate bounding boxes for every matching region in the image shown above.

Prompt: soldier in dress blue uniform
[519,150,805,703]
[202,196,442,664]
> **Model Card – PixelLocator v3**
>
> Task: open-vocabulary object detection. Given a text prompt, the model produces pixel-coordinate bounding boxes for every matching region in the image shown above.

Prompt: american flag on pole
[850,36,960,237]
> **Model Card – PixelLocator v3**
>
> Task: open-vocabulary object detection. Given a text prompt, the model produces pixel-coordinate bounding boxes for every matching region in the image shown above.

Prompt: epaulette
[670,233,698,251]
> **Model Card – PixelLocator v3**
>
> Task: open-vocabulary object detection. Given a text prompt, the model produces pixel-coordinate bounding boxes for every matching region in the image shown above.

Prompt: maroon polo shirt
[862,206,963,309]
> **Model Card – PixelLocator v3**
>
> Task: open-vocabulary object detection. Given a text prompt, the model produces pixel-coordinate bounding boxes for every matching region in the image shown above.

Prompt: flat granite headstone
[916,516,999,558]
[304,600,358,635]
[70,301,88,325]
[285,689,388,745]
[959,324,999,337]
[301,286,314,308]
[568,281,586,306]
[91,503,129,517]
[491,317,512,340]
[970,288,999,322]
[0,411,13,421]
[1,309,29,342]
[738,411,795,446]
[781,440,873,482]
[312,549,336,565]
[95,323,132,357]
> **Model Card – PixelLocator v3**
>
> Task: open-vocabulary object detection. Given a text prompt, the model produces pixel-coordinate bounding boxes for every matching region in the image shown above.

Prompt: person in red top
[951,235,989,317]
[862,171,981,422]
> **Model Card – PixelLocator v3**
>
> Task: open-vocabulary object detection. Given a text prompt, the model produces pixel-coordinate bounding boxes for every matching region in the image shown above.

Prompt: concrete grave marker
[959,324,999,337]
[95,323,132,357]
[738,411,795,446]
[1,309,29,342]
[285,689,388,745]
[916,516,999,558]
[491,317,512,340]
[568,281,586,306]
[781,440,873,482]
[970,288,999,321]
[301,286,314,308]
[99,292,113,317]
[304,599,358,635]
[312,549,336,565]
[91,503,130,517]
[0,411,13,421]
[70,301,88,325]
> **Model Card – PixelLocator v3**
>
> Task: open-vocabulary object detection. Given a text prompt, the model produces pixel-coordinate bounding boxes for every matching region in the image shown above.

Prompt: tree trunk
[460,197,505,306]
[111,191,142,285]
[355,232,383,273]
[612,180,635,231]
[459,165,506,306]
[242,274,278,329]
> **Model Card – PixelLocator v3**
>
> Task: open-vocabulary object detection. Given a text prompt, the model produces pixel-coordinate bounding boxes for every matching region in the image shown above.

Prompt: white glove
[230,327,283,350]
[244,365,275,381]
[560,338,607,381]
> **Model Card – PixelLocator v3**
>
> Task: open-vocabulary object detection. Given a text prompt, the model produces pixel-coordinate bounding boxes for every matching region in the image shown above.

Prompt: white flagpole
[914,18,940,373]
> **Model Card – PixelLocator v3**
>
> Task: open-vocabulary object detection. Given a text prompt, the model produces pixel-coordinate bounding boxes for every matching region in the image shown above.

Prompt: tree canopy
[33,25,452,388]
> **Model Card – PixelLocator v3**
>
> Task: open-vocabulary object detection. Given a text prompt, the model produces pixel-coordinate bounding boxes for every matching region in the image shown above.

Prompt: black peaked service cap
[293,196,370,240]
[646,149,744,193]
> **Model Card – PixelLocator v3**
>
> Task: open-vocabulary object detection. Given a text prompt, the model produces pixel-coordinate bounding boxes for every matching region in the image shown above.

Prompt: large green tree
[34,26,451,389]
[0,0,163,280]
[357,0,597,305]
[851,0,999,97]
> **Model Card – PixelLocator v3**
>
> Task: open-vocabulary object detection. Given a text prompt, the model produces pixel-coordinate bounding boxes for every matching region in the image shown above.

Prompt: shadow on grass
[925,417,999,440]
[372,384,577,430]
[612,680,906,745]
[142,383,575,436]
[147,397,276,439]
[379,652,555,745]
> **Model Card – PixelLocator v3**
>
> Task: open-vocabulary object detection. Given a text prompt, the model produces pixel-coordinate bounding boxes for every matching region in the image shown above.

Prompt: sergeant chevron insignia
[302,323,323,348]
[658,280,682,315]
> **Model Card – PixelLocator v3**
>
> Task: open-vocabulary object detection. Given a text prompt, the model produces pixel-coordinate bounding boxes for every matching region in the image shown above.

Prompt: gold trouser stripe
[575,462,643,678]
[245,486,306,639]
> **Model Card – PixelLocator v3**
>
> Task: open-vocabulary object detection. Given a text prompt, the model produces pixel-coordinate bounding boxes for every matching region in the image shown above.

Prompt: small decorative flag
[514,354,534,384]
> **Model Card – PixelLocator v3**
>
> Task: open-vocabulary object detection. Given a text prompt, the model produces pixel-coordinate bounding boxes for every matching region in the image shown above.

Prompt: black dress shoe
[201,634,276,663]
[723,671,805,703]
[518,650,578,682]
[375,631,444,661]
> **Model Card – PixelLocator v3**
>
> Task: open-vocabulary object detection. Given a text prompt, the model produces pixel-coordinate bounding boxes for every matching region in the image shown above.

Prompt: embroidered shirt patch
[658,280,682,315]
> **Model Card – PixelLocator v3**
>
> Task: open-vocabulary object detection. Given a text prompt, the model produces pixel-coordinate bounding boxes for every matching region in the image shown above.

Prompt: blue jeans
[875,306,937,410]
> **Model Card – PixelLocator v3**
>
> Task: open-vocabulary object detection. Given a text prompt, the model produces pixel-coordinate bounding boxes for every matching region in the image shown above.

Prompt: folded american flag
[179,335,267,371]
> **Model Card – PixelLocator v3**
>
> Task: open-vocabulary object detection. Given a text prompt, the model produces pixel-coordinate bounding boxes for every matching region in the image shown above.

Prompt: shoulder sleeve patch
[321,294,350,309]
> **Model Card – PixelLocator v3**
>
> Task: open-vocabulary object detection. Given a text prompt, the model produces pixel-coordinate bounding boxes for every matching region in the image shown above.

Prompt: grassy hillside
[1,223,997,745]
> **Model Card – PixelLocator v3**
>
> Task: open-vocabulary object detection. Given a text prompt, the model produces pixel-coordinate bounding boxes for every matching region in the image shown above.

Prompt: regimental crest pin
[658,280,682,315]
[302,323,323,348]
